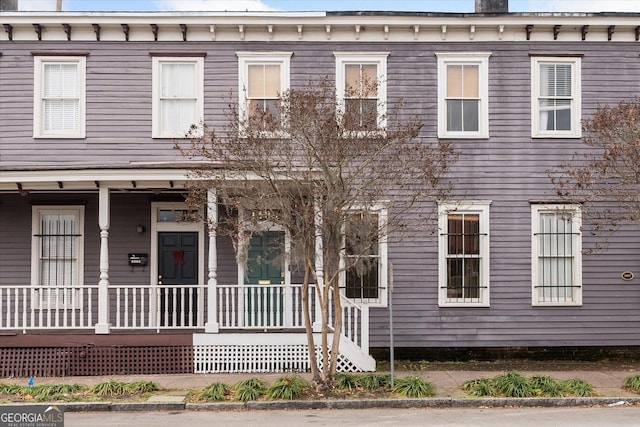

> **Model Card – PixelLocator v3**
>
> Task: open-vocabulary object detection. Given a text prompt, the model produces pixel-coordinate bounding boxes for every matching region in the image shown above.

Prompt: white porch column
[205,189,220,333]
[313,197,323,333]
[95,187,111,334]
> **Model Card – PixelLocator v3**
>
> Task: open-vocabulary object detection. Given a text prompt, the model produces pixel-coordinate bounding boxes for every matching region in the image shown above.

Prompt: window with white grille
[33,56,86,138]
[31,206,84,308]
[531,56,581,138]
[531,204,582,306]
[152,57,204,138]
[436,53,490,139]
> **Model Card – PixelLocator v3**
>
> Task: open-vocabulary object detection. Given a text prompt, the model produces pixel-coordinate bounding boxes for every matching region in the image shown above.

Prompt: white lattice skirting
[192,333,370,373]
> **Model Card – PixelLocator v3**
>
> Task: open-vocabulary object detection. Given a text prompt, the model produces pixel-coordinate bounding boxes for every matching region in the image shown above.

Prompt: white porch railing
[1,283,368,355]
[0,285,98,331]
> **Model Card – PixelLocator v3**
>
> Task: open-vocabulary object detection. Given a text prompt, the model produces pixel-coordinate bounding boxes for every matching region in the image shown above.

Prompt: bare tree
[179,77,457,388]
[550,98,640,239]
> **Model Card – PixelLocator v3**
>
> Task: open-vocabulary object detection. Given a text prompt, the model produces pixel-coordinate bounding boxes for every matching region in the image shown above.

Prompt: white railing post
[95,187,111,334]
[205,189,220,333]
[360,304,369,354]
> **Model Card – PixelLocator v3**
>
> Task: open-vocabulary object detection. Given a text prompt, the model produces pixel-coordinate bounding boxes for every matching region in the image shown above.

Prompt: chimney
[0,0,18,11]
[475,0,508,13]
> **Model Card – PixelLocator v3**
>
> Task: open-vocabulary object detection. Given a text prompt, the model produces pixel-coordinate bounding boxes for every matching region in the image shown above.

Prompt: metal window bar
[35,216,81,308]
[440,225,487,302]
[534,213,580,303]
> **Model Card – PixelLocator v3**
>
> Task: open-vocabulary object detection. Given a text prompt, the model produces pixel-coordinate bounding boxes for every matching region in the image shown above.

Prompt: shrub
[90,380,128,396]
[125,381,160,394]
[194,382,230,401]
[267,375,309,400]
[356,373,391,390]
[391,376,436,398]
[462,378,496,397]
[623,374,640,393]
[494,372,534,398]
[561,378,595,397]
[335,373,359,391]
[529,375,565,397]
[232,378,266,402]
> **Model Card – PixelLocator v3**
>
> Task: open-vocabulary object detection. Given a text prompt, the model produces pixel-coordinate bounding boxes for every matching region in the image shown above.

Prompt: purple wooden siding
[1,39,639,347]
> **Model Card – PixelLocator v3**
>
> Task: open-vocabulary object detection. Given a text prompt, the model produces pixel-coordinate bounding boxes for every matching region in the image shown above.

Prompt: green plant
[267,375,309,400]
[391,376,436,398]
[124,381,160,394]
[623,375,640,393]
[529,375,565,397]
[561,378,596,397]
[194,382,230,401]
[335,373,359,391]
[90,380,128,396]
[232,378,266,402]
[494,372,534,398]
[356,373,391,390]
[0,383,24,395]
[462,378,496,397]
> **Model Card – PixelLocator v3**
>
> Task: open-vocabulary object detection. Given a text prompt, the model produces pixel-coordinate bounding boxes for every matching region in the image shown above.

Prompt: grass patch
[623,374,640,393]
[89,380,160,397]
[267,375,309,400]
[462,372,596,398]
[391,376,436,398]
[232,378,266,402]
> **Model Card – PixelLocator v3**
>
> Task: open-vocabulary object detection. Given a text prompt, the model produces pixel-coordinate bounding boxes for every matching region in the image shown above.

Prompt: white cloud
[18,0,57,10]
[155,0,275,11]
[525,0,640,12]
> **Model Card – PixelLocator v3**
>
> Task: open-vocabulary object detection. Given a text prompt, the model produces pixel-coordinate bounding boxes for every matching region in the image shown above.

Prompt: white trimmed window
[341,205,388,306]
[152,57,204,138]
[31,206,84,308]
[335,53,388,131]
[237,52,292,130]
[438,202,490,307]
[531,204,582,306]
[436,53,490,139]
[531,56,581,138]
[33,56,86,138]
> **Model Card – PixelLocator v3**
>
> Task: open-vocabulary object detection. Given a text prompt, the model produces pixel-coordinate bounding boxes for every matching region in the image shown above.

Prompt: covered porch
[0,167,374,374]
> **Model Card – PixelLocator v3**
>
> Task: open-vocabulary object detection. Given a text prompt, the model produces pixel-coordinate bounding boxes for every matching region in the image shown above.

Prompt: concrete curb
[55,396,640,412]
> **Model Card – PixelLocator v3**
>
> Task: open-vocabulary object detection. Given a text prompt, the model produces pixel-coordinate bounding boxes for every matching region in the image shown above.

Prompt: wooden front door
[245,231,285,327]
[158,232,198,326]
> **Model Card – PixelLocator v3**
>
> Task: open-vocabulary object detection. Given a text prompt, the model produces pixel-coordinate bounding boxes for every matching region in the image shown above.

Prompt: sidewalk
[3,367,640,411]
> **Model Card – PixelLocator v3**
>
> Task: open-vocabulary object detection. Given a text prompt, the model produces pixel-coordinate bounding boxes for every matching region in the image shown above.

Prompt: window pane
[345,64,360,94]
[162,63,195,98]
[446,65,463,98]
[61,64,78,97]
[555,64,572,97]
[462,100,479,132]
[446,100,463,132]
[162,99,196,133]
[463,65,479,98]
[361,64,377,97]
[264,65,281,97]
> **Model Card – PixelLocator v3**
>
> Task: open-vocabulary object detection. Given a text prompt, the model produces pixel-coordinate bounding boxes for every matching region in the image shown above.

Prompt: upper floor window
[152,56,204,138]
[237,52,292,130]
[438,202,491,307]
[342,205,388,306]
[531,204,582,306]
[33,56,86,139]
[335,53,388,131]
[436,52,490,139]
[531,56,581,138]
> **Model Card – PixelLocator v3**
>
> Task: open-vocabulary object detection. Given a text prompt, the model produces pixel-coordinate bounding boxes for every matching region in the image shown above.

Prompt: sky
[15,0,640,13]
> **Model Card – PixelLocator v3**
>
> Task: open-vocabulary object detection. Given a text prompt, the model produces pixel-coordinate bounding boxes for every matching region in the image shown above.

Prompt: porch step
[193,333,375,374]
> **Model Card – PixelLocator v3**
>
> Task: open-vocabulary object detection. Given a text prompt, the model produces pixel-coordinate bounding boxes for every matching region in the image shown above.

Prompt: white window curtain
[160,63,197,133]
[43,63,79,131]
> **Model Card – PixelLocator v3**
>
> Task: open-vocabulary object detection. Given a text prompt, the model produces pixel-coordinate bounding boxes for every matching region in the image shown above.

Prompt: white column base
[95,323,111,334]
[204,322,220,333]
